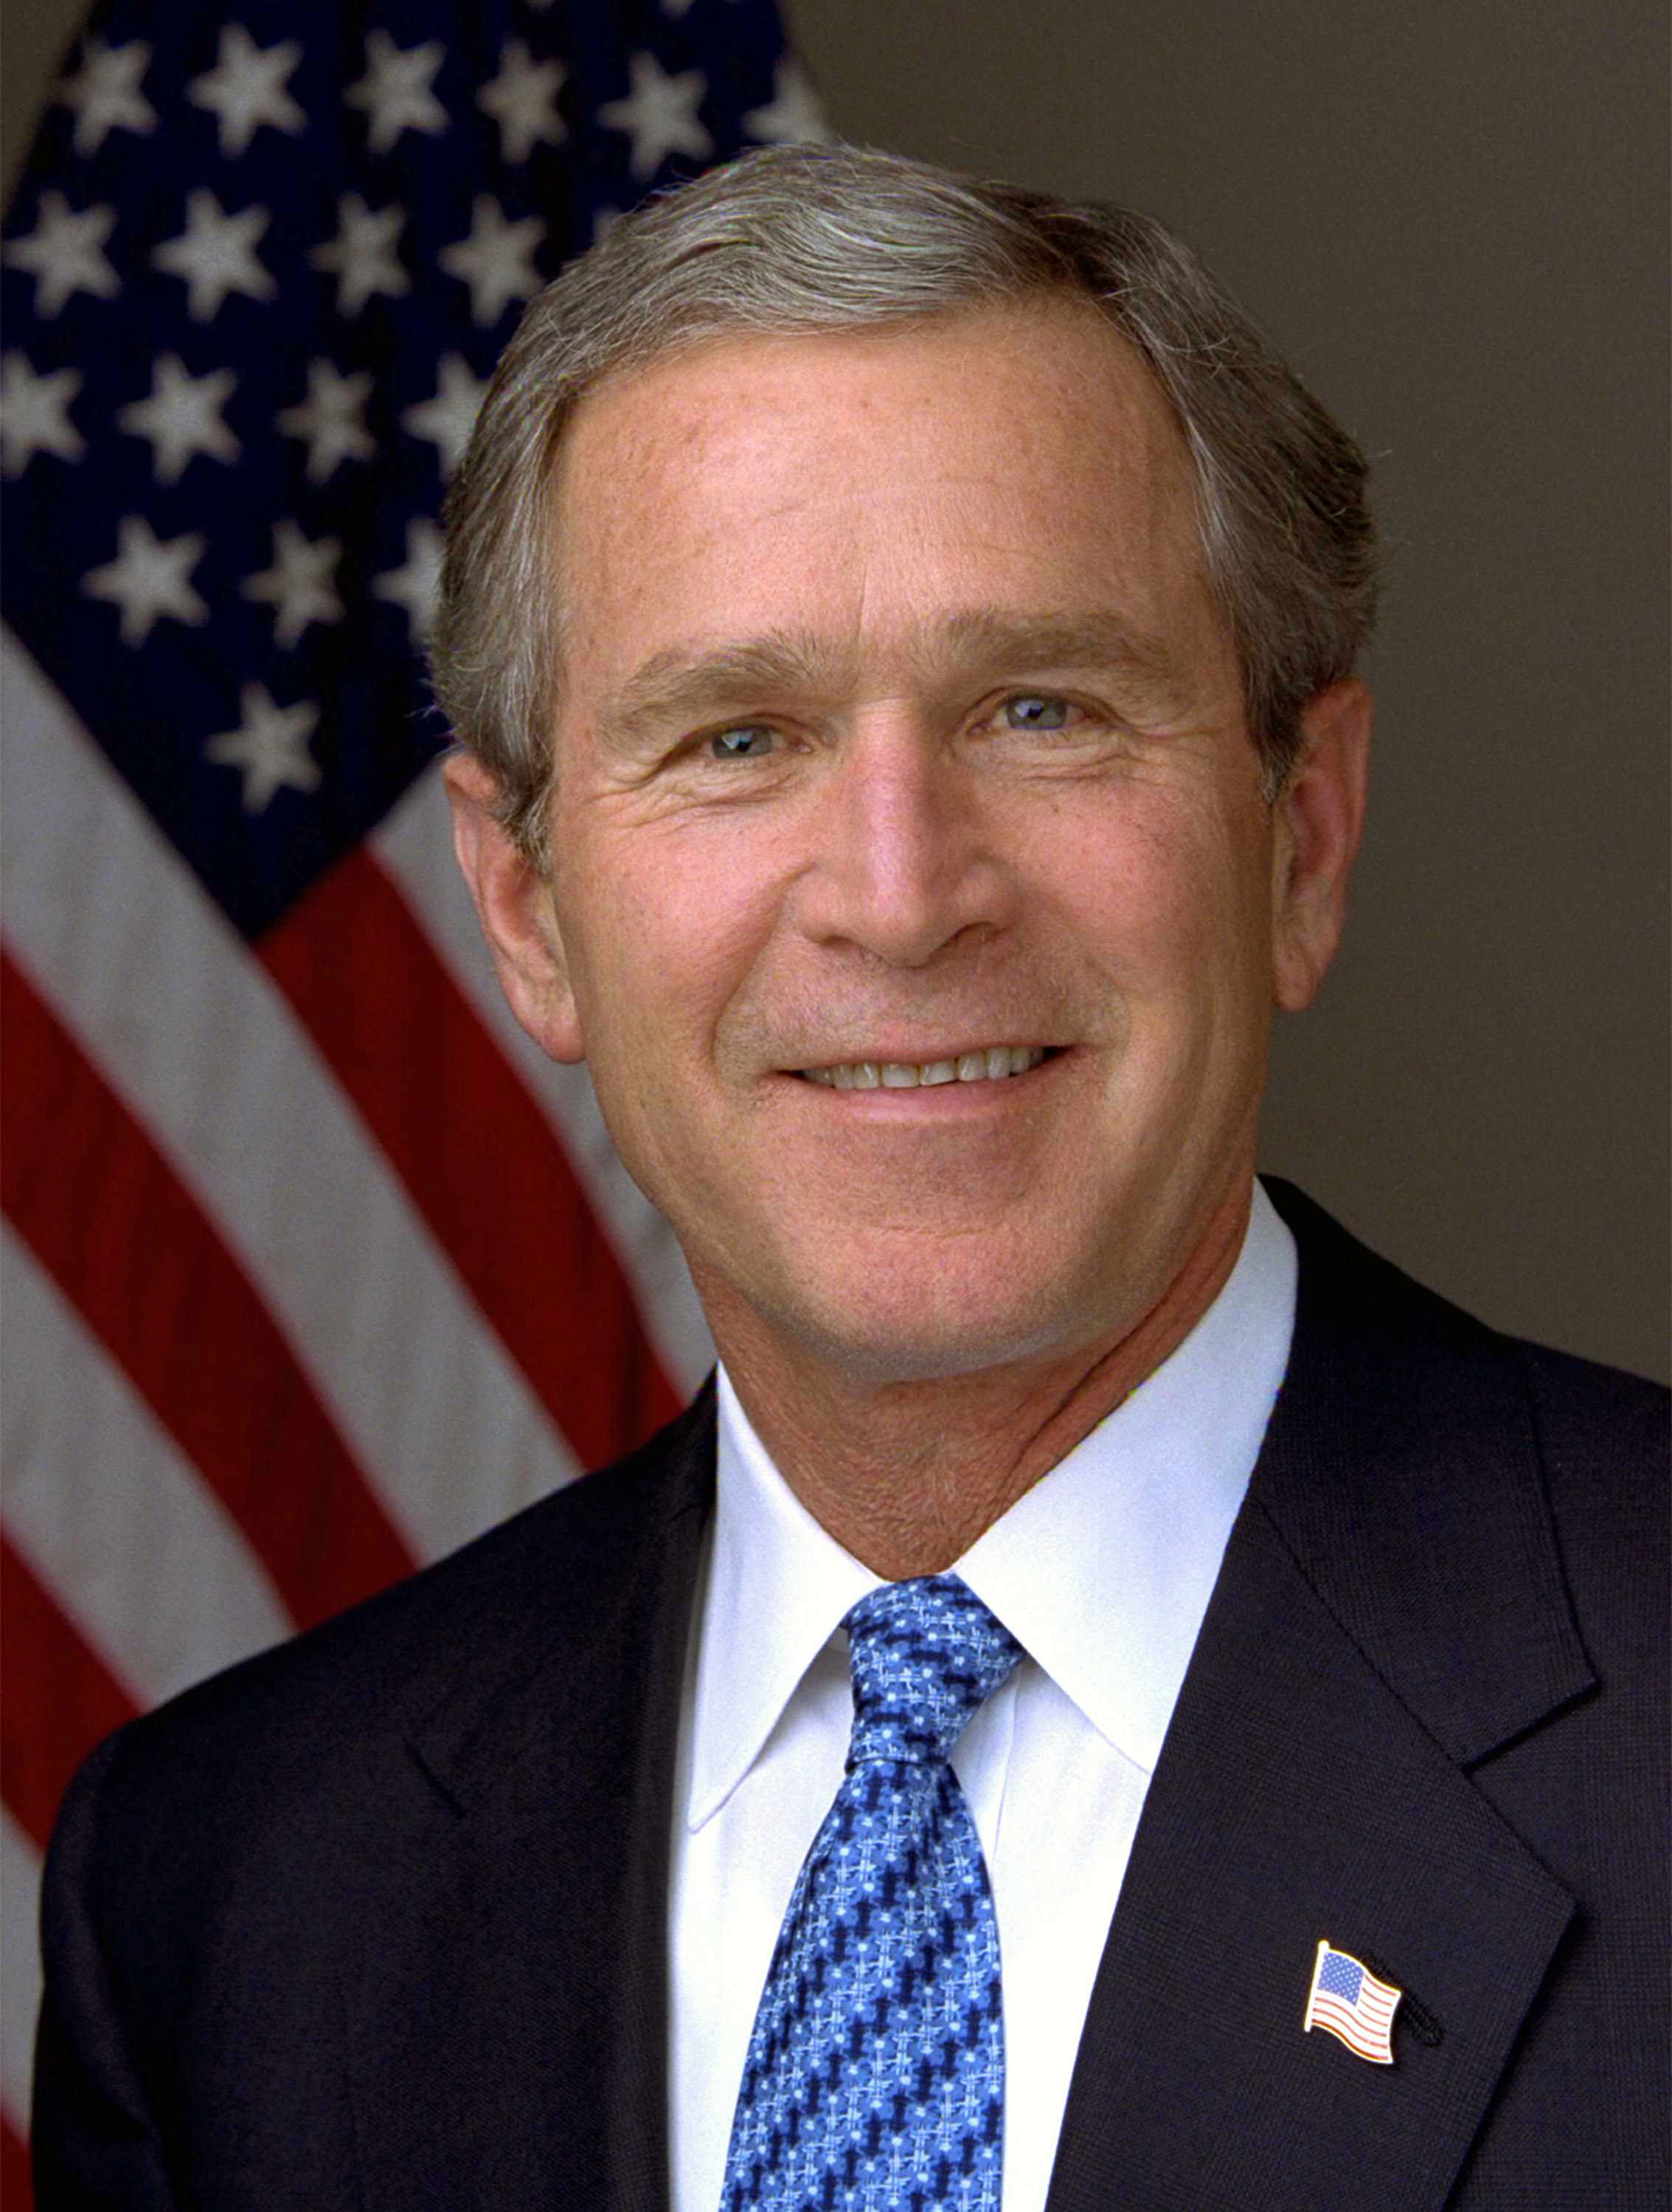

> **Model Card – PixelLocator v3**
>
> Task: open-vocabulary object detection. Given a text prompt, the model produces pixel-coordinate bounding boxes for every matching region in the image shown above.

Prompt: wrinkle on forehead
[551,302,1236,753]
[555,300,1191,555]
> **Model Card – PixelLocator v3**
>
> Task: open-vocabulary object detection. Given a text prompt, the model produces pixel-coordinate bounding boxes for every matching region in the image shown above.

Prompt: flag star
[241,520,344,648]
[439,198,544,327]
[57,36,156,156]
[372,517,444,639]
[311,194,409,316]
[402,353,487,476]
[3,192,119,318]
[277,358,376,482]
[743,60,833,146]
[116,354,239,483]
[347,31,447,155]
[187,27,305,158]
[599,52,713,181]
[205,683,321,811]
[83,516,208,646]
[478,38,566,164]
[153,189,277,321]
[1,354,86,474]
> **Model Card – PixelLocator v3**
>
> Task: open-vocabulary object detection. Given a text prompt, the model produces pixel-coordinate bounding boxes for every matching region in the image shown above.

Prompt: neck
[710,1178,1255,1580]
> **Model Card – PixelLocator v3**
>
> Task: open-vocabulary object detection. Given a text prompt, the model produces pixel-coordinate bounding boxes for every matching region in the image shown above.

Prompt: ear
[442,750,586,1063]
[1270,678,1372,1013]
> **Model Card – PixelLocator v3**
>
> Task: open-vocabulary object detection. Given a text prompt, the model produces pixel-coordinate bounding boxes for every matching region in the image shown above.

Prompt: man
[35,146,1666,2211]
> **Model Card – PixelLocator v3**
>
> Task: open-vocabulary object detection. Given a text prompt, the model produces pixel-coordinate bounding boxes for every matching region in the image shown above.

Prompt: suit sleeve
[32,1732,181,2212]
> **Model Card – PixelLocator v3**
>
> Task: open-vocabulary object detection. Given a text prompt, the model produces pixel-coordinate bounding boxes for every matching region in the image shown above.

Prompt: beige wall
[7,2,1667,1380]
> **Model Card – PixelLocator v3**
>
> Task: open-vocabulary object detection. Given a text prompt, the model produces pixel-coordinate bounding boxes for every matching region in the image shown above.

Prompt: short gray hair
[431,143,1376,855]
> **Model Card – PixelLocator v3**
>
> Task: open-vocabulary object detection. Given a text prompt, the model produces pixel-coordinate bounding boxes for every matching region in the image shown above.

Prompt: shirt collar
[686,1366,879,1831]
[685,1180,1296,1830]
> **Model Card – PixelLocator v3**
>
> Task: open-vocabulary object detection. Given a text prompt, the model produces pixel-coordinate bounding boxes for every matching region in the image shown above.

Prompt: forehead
[548,300,1218,687]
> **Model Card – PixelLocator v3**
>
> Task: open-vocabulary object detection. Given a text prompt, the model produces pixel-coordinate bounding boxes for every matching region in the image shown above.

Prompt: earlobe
[1272,678,1372,1014]
[442,750,586,1063]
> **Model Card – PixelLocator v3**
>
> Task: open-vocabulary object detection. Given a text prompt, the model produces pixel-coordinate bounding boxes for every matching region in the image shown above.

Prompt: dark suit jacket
[33,1184,1669,2209]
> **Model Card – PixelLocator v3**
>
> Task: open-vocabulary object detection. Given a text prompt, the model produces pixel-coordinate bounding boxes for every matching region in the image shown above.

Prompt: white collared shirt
[667,1181,1297,2212]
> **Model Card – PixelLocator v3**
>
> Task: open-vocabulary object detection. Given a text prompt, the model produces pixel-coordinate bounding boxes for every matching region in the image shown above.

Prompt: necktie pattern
[720,1574,1023,2211]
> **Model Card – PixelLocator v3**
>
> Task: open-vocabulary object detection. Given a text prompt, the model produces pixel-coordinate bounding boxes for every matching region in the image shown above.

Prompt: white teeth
[802,1047,1049,1088]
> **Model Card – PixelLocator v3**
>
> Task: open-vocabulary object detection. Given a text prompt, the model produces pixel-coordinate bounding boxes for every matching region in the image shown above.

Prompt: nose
[790,718,1014,968]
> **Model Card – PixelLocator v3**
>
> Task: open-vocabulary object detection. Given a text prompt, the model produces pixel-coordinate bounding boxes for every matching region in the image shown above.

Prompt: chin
[772,1255,1116,1389]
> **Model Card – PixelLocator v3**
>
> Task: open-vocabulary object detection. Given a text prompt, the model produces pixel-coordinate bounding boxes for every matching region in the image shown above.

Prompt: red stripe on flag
[260,849,682,1469]
[1,1538,137,1851]
[1,951,415,1628]
[2,2112,33,2211]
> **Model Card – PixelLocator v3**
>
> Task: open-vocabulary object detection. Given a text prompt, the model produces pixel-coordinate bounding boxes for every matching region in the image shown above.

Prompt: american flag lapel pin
[1304,1939,1402,2065]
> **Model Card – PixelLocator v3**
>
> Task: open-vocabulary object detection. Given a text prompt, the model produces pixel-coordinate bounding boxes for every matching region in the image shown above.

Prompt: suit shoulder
[1512,1333,1668,1455]
[1510,1338,1668,1646]
[1271,1177,1668,1433]
[1263,1176,1665,1659]
[58,1386,715,1846]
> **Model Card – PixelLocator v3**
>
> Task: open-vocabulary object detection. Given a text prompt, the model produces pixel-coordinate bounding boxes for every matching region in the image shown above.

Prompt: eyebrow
[605,635,833,746]
[600,608,1184,745]
[930,608,1181,690]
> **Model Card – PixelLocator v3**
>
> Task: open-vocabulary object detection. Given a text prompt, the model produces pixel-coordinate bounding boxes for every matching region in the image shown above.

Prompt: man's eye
[707,725,775,760]
[1001,694,1072,731]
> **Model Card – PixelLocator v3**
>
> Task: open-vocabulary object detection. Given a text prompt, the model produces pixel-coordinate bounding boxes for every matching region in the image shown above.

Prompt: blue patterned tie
[719,1573,1024,2210]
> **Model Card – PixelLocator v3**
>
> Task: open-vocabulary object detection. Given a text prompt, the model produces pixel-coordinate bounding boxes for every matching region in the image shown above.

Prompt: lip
[774,1044,1075,1113]
[793,1041,1057,1077]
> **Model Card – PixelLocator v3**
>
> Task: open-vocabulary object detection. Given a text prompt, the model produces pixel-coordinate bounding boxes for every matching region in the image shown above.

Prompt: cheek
[558,830,767,1100]
[1037,785,1272,995]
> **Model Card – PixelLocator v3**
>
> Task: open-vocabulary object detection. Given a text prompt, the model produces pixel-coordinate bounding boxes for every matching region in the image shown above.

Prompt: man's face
[509,304,1328,1385]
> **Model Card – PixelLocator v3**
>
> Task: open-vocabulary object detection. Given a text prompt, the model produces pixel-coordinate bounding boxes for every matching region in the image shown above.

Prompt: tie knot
[842,1574,1022,1769]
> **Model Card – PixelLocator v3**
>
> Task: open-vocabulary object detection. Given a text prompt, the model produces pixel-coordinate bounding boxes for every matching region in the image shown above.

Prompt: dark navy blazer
[33,1183,1670,2209]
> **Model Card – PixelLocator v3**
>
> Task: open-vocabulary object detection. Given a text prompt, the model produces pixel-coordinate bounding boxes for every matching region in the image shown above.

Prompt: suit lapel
[1046,1184,1594,2212]
[345,1388,715,2212]
[1044,1499,1575,2212]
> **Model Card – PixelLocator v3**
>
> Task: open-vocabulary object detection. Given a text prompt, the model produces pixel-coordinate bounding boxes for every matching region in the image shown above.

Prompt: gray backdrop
[6,1,1667,1381]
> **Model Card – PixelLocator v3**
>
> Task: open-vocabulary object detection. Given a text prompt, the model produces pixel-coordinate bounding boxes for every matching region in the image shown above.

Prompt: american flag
[1303,1940,1403,2065]
[0,0,828,2183]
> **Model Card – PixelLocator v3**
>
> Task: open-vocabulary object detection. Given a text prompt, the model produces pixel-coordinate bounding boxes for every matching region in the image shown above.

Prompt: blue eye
[1003,695,1071,730]
[709,725,774,759]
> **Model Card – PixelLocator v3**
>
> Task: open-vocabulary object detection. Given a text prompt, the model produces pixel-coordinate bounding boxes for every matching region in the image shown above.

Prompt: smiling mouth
[797,1046,1055,1090]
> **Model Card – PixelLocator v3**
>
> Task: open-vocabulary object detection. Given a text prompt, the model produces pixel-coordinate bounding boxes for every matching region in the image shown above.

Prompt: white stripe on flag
[3,1230,294,1703]
[0,1807,43,2139]
[2,629,582,1561]
[375,768,715,1396]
